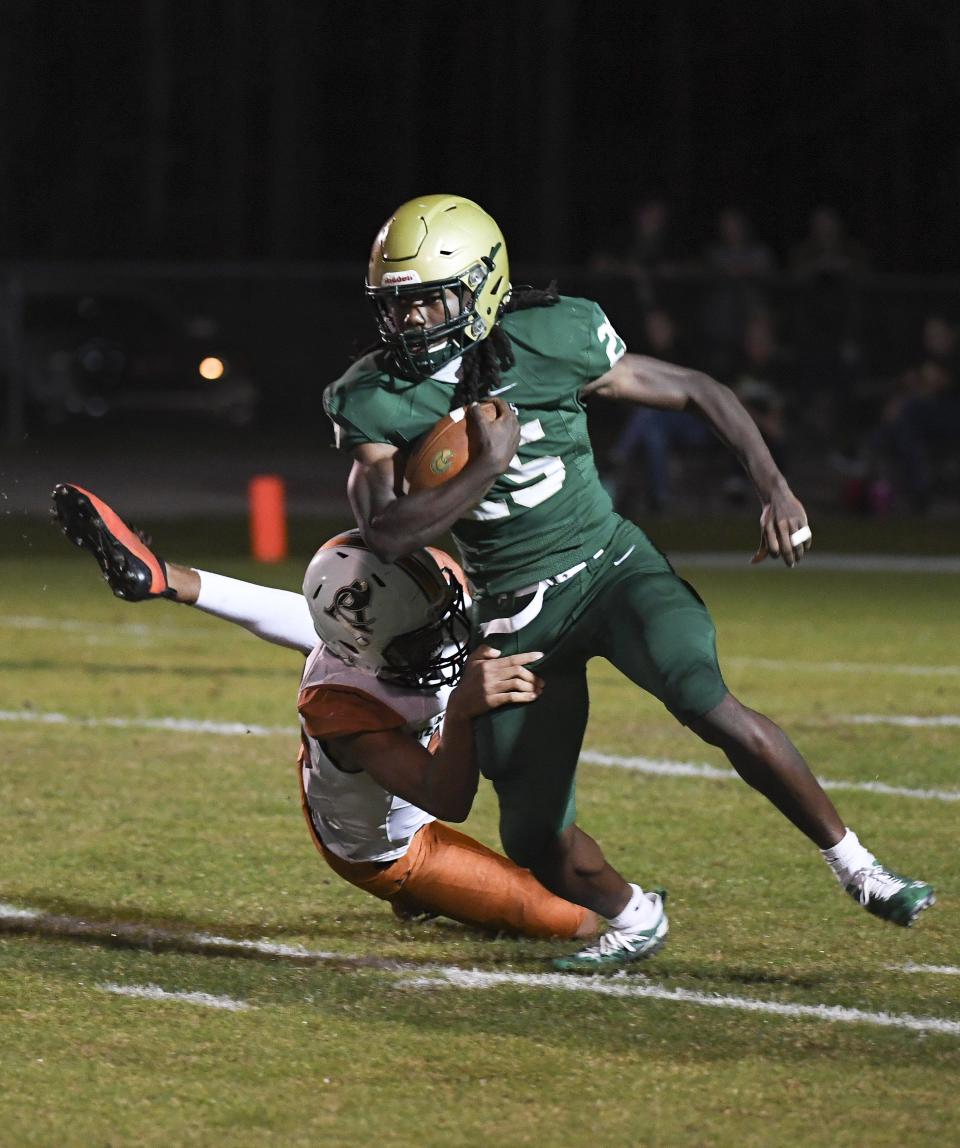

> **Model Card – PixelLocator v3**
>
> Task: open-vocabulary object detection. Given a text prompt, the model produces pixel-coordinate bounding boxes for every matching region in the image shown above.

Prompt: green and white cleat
[553,890,668,973]
[845,864,935,927]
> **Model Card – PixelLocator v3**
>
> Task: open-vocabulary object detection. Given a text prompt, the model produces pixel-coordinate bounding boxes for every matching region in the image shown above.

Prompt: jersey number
[465,419,566,521]
[597,319,623,369]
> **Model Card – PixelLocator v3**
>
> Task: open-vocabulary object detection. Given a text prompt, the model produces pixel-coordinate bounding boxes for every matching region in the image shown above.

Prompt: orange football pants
[300,780,593,940]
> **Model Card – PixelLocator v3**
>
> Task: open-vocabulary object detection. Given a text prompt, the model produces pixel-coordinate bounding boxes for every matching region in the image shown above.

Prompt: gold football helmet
[366,194,511,378]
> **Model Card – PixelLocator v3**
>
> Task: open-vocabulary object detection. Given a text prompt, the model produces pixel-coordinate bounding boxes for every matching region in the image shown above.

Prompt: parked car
[24,291,259,427]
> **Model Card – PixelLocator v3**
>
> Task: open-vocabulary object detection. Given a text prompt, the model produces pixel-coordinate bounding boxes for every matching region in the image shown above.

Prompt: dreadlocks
[453,283,560,406]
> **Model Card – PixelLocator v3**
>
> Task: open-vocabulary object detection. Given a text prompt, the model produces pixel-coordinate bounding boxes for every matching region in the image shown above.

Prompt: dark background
[4,0,959,270]
[3,1,960,524]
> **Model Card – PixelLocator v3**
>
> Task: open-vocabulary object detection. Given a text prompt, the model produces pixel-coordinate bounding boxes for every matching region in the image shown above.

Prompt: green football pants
[471,519,727,867]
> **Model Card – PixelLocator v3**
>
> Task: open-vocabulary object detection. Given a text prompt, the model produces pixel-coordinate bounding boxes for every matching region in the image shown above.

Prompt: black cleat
[51,483,173,601]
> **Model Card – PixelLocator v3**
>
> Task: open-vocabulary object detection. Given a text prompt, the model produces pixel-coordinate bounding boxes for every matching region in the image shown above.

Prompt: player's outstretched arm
[323,646,543,822]
[347,399,520,563]
[582,355,812,567]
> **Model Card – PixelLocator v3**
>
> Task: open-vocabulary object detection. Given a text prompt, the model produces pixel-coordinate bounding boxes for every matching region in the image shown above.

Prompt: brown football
[404,402,498,492]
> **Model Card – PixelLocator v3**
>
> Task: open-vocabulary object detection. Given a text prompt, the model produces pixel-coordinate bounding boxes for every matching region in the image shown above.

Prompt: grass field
[2,519,958,1147]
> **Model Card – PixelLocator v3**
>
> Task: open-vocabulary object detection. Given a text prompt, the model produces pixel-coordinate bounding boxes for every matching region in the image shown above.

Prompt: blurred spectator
[789,207,869,438]
[869,315,960,512]
[721,311,791,502]
[790,206,870,280]
[609,307,795,516]
[705,207,776,279]
[589,198,685,309]
[700,207,776,375]
[625,198,685,275]
[590,198,684,274]
[607,308,713,515]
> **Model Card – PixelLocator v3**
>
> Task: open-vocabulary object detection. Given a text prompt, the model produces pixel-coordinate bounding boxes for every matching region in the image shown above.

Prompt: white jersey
[298,643,451,863]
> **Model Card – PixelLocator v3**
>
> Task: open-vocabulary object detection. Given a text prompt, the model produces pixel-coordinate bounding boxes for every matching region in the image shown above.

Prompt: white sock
[606,883,660,932]
[820,828,876,884]
[193,570,317,654]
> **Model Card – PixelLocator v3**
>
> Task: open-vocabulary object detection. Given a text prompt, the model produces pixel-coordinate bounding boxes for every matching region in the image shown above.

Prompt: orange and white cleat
[51,482,173,601]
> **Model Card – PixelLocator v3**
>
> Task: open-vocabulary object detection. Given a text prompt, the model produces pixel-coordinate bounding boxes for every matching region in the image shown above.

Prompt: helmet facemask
[368,252,499,380]
[304,534,471,690]
[379,570,470,689]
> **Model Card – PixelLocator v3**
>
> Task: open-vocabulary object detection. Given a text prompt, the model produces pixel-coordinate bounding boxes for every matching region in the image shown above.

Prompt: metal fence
[4,261,960,450]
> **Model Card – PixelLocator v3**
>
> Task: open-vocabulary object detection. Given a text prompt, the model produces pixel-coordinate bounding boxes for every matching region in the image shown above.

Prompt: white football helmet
[303,530,470,688]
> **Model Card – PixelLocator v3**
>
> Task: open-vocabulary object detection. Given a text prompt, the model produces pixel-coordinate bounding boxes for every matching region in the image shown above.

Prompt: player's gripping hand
[468,397,521,476]
[750,490,812,568]
[448,645,545,717]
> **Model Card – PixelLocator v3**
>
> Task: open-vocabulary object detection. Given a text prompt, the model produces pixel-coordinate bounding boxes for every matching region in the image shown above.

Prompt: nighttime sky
[3,1,960,271]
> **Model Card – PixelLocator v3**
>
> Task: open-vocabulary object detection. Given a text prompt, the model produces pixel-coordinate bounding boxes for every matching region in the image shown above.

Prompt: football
[404,402,497,492]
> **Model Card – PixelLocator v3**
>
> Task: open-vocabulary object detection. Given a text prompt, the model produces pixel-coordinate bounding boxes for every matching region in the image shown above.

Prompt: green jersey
[323,296,628,595]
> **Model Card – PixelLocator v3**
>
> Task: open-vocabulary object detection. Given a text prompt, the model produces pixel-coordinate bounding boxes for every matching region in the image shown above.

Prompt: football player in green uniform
[325,194,934,970]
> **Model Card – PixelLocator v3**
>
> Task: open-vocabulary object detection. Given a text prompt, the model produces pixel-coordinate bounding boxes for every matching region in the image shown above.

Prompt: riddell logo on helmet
[381,270,422,286]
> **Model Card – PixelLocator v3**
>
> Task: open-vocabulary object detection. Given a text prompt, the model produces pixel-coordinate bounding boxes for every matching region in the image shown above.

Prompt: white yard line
[579,750,960,803]
[581,751,733,781]
[0,904,42,920]
[888,963,960,976]
[727,656,960,678]
[5,902,957,1037]
[184,932,338,960]
[672,553,960,574]
[842,714,960,728]
[2,614,151,635]
[3,709,959,802]
[0,902,337,960]
[98,982,252,1011]
[815,778,960,801]
[0,614,194,637]
[0,709,288,737]
[401,968,960,1037]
